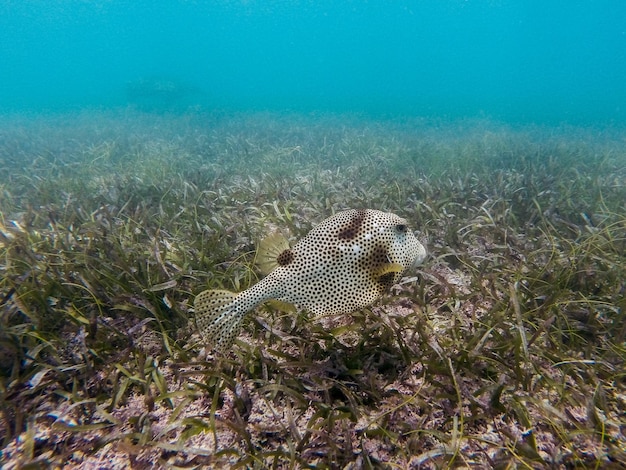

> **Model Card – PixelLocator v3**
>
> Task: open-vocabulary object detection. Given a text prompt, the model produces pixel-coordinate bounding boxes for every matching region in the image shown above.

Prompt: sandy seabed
[1,109,625,468]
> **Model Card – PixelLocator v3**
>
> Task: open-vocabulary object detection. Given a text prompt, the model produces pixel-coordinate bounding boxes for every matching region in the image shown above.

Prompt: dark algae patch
[1,110,625,468]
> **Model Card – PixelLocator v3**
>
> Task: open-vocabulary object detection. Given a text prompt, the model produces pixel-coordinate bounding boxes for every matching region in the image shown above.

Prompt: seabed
[0,109,625,468]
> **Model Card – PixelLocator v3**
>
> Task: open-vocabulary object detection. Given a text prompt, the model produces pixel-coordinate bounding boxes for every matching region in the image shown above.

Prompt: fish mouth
[410,242,428,269]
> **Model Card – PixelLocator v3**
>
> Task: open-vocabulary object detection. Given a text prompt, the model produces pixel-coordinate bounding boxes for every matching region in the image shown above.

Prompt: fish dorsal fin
[375,262,404,279]
[256,232,291,276]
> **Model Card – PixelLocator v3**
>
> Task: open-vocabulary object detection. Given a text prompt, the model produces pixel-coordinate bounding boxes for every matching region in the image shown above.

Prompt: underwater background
[1,1,626,468]
[2,0,626,124]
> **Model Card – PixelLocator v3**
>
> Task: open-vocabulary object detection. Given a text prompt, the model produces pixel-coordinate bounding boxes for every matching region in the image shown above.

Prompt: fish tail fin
[193,289,244,351]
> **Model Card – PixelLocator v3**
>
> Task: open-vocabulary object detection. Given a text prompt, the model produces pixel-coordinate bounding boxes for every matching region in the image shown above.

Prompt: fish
[193,209,427,351]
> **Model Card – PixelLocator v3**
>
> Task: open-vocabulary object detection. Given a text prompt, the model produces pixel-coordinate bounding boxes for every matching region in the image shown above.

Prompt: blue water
[1,1,625,125]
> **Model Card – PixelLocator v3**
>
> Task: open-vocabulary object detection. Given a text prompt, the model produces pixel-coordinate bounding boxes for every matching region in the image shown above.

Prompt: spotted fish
[193,209,427,350]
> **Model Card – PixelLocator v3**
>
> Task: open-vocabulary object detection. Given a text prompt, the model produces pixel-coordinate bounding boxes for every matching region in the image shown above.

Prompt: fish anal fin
[256,232,291,275]
[266,299,297,313]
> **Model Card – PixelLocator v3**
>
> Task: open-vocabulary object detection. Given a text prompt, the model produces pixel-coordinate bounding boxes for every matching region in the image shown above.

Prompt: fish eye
[396,224,407,233]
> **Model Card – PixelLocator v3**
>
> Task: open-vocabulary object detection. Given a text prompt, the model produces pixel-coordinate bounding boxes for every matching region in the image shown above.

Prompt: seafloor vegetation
[0,110,625,468]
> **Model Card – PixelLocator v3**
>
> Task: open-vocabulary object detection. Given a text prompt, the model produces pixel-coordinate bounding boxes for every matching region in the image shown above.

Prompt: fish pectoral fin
[375,262,404,279]
[193,289,243,351]
[256,232,291,276]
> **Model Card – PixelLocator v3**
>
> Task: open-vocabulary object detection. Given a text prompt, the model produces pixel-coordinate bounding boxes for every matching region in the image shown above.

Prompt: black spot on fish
[277,249,295,266]
[337,209,367,240]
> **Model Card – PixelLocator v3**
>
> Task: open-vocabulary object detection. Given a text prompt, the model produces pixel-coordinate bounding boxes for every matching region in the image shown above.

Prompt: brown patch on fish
[337,209,367,240]
[368,244,390,270]
[277,249,295,266]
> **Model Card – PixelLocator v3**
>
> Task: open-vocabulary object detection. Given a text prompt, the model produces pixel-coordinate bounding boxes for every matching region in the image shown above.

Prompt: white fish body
[194,209,427,350]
